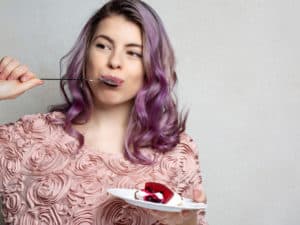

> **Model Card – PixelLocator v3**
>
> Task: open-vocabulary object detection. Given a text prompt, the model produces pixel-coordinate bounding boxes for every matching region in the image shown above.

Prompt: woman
[0,0,207,224]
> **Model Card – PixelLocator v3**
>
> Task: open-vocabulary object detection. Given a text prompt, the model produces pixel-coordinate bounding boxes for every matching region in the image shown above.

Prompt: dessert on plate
[134,182,183,206]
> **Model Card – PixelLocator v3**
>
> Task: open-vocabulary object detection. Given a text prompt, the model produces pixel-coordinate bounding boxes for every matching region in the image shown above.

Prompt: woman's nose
[108,50,122,69]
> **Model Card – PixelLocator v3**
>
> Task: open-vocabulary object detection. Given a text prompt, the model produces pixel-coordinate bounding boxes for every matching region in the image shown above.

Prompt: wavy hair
[49,0,187,164]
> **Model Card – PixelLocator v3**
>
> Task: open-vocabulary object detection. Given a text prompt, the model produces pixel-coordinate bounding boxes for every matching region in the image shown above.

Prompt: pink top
[0,111,207,225]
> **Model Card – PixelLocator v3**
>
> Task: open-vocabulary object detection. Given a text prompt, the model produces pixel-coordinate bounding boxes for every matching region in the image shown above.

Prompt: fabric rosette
[27,173,71,207]
[19,206,62,225]
[71,152,105,176]
[20,114,52,140]
[67,176,106,209]
[22,143,70,175]
[71,209,94,225]
[96,198,152,225]
[0,143,22,181]
[2,192,25,223]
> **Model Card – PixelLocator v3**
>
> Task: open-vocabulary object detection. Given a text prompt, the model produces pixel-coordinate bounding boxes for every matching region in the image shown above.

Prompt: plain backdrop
[0,0,299,224]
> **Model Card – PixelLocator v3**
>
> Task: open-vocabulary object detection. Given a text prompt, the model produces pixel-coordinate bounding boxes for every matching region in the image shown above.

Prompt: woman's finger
[18,78,44,92]
[149,210,184,225]
[0,59,20,80]
[182,209,194,217]
[7,64,29,80]
[20,71,37,82]
[0,56,13,74]
[193,188,207,203]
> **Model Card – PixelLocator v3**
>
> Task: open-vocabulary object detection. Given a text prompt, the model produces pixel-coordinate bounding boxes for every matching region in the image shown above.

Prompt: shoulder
[155,132,201,161]
[1,110,65,126]
[157,132,202,173]
[170,132,201,160]
[171,133,202,178]
[0,111,66,141]
[17,111,66,125]
[179,132,199,153]
[153,132,203,194]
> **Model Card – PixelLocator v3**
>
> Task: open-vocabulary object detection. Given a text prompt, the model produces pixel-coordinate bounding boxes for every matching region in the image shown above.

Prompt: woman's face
[86,15,144,108]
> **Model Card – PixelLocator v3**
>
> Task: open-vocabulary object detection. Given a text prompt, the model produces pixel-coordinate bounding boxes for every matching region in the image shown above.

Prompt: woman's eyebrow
[93,34,113,43]
[93,34,142,48]
[126,43,142,48]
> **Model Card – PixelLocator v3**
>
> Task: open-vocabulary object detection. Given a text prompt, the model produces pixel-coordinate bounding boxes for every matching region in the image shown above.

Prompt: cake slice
[134,182,183,206]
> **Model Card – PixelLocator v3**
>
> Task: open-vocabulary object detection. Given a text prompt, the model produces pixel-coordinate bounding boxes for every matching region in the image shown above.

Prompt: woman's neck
[72,101,133,154]
[88,102,132,130]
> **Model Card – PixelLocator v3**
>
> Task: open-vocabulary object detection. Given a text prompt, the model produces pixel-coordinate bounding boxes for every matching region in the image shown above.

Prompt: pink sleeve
[179,134,208,225]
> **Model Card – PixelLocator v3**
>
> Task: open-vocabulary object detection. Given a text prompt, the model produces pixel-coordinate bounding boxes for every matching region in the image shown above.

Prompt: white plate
[107,188,207,212]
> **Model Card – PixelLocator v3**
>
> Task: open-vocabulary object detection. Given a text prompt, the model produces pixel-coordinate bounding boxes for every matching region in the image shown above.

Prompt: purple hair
[49,0,187,164]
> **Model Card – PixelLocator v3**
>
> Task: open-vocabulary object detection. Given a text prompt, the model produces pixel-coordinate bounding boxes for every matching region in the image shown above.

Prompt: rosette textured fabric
[0,112,207,225]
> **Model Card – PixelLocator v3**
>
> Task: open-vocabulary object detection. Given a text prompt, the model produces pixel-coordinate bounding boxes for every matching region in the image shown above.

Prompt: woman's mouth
[99,75,124,87]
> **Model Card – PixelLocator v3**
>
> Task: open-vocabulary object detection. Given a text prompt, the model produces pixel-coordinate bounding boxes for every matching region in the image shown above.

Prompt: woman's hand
[0,56,44,100]
[150,188,207,225]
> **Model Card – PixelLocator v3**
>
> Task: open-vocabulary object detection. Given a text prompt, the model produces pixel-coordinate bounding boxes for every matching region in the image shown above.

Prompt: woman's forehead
[93,15,143,45]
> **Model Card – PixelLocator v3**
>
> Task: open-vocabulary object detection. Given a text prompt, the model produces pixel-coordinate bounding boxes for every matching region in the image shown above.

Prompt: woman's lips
[99,75,124,87]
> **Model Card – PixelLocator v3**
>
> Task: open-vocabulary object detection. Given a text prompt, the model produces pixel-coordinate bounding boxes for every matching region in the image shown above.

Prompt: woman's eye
[127,51,142,58]
[96,43,111,50]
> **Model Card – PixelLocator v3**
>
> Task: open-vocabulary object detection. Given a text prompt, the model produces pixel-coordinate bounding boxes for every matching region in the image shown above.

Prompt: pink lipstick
[99,75,124,87]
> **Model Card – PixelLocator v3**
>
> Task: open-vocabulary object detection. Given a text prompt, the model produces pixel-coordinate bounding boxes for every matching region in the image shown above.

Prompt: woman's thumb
[20,79,44,92]
[193,188,207,203]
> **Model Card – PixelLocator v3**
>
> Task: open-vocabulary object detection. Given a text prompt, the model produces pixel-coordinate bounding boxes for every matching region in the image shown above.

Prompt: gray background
[0,0,299,224]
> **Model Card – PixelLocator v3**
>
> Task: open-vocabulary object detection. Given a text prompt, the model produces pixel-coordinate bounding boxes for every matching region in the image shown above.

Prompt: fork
[40,78,100,82]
